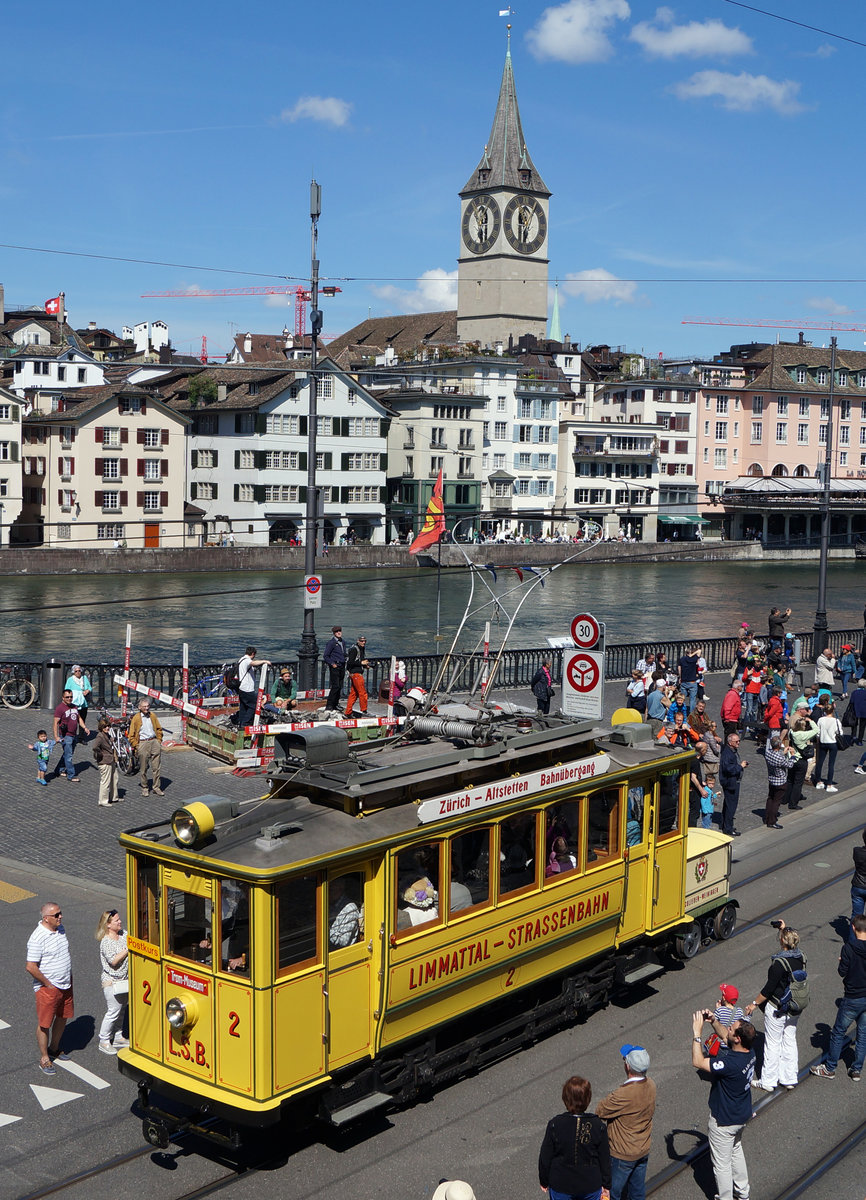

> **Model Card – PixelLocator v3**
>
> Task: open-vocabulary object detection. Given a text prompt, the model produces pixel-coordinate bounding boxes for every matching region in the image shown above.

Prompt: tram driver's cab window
[626,785,647,846]
[134,856,159,944]
[449,827,492,915]
[587,788,621,864]
[328,872,364,950]
[500,813,537,897]
[166,887,212,965]
[544,802,580,880]
[658,769,682,836]
[218,879,250,975]
[396,843,441,933]
[276,874,320,972]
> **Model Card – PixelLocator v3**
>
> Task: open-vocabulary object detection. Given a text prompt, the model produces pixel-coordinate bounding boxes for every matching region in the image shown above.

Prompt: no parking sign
[304,574,323,610]
[561,648,605,720]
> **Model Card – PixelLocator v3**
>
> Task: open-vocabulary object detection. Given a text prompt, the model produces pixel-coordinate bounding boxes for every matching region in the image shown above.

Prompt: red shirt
[764,695,784,728]
[721,688,742,722]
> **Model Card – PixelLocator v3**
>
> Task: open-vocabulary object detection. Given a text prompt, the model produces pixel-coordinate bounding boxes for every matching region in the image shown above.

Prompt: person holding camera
[744,919,806,1093]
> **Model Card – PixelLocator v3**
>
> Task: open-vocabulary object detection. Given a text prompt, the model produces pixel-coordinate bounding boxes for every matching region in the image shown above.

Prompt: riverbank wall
[0,540,854,576]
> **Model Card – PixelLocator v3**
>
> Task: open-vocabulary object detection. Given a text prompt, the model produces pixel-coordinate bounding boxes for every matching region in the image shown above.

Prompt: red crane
[140,284,342,339]
[682,315,866,333]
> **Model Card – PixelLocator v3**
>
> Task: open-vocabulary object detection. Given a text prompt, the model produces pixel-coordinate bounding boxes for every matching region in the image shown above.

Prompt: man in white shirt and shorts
[26,902,74,1075]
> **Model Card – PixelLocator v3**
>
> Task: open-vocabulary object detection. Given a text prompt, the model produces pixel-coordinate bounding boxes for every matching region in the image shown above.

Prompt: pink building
[695,340,866,541]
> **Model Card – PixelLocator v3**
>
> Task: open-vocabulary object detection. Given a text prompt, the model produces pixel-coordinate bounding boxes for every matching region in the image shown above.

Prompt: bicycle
[0,665,37,709]
[174,668,238,705]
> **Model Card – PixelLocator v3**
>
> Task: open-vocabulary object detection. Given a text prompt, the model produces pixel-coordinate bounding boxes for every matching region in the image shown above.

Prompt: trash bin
[41,658,66,712]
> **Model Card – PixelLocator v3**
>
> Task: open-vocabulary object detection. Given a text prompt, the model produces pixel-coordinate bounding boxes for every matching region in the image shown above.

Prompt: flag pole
[435,532,443,652]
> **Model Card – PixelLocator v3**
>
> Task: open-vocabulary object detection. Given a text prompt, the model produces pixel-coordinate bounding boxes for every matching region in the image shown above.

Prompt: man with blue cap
[595,1043,656,1200]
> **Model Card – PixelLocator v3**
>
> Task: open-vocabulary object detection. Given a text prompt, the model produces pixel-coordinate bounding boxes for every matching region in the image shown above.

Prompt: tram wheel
[713,903,737,941]
[674,920,702,960]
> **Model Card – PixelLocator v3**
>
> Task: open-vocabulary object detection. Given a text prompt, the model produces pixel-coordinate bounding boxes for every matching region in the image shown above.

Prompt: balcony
[403,440,415,449]
[490,496,513,511]
[457,441,475,451]
[573,438,657,459]
[429,439,447,449]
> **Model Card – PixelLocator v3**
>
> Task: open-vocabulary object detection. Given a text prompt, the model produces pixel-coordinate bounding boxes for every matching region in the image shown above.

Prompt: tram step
[622,961,665,986]
[326,1091,393,1126]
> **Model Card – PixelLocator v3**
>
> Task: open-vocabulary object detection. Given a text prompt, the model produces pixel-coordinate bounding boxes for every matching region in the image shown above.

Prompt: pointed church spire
[548,282,562,343]
[461,44,550,197]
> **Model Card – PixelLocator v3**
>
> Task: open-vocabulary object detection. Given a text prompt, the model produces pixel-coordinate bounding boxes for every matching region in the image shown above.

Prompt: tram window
[626,786,647,846]
[658,770,681,836]
[276,874,320,971]
[544,803,580,880]
[166,887,213,965]
[587,788,621,862]
[134,856,159,944]
[218,880,250,975]
[396,843,441,933]
[328,872,364,950]
[449,827,491,914]
[499,813,537,898]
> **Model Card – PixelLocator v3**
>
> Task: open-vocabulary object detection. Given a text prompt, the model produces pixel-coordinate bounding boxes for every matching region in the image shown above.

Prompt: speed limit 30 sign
[571,612,601,649]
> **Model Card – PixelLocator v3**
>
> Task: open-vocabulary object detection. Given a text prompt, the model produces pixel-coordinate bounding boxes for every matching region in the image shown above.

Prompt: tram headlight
[170,798,238,849]
[165,995,198,1032]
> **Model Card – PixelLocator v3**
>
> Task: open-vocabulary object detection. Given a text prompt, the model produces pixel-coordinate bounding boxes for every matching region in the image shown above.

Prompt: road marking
[0,1113,22,1129]
[0,881,36,903]
[55,1059,111,1090]
[30,1084,83,1110]
[0,1019,10,1031]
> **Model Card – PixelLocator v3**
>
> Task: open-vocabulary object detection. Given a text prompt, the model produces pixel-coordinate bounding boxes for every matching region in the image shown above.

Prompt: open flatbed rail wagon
[116,710,736,1149]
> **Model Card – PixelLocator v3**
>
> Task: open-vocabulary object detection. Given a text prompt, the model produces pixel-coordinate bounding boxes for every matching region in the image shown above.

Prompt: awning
[657,514,709,524]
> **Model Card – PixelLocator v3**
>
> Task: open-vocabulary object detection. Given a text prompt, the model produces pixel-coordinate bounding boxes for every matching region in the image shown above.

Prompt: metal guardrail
[5,627,862,709]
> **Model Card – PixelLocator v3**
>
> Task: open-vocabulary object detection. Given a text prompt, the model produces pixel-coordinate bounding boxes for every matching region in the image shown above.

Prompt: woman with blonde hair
[745,920,806,1092]
[95,909,129,1054]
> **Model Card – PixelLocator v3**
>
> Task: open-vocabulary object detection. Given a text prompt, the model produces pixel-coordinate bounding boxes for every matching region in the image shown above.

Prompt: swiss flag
[44,296,61,315]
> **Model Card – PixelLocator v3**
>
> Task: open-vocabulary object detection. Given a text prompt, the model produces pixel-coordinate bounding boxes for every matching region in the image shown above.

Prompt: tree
[187,375,217,409]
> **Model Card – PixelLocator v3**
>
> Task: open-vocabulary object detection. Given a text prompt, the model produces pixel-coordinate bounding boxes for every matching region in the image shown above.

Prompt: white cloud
[562,269,638,305]
[527,0,631,64]
[806,297,854,317]
[629,7,752,58]
[370,268,458,313]
[672,70,805,115]
[814,43,836,58]
[279,96,351,127]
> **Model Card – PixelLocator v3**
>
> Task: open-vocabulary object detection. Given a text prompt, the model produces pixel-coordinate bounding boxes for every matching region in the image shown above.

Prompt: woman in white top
[812,701,843,793]
[95,909,129,1054]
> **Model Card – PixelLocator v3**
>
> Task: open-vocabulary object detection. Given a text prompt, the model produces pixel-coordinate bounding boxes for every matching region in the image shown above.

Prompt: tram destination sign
[417,754,611,824]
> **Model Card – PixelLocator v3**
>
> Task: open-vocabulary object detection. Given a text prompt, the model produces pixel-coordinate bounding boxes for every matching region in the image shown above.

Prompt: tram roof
[121,716,690,875]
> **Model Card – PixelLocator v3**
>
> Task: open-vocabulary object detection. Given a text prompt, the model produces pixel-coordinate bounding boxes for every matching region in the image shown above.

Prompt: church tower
[457,37,550,347]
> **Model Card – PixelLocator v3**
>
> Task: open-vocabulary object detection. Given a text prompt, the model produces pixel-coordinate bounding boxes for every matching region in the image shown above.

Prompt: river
[1,560,863,664]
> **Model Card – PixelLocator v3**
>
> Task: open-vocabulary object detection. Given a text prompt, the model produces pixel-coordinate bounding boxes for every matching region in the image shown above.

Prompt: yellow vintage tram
[117,712,736,1148]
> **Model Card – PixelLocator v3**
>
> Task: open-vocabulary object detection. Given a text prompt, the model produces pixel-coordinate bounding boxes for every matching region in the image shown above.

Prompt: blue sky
[3,0,865,361]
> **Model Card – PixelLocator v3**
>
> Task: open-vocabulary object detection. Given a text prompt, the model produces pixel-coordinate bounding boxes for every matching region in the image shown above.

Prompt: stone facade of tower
[457,48,550,348]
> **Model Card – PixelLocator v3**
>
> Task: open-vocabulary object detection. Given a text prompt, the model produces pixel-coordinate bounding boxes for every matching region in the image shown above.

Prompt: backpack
[772,952,810,1016]
[842,699,856,729]
[222,661,241,692]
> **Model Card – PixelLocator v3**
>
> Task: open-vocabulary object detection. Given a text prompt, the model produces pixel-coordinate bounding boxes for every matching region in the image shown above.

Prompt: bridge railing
[7,627,861,710]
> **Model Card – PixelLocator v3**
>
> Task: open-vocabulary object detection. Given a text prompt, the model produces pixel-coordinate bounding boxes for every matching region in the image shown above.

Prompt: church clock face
[503,195,547,255]
[461,194,501,255]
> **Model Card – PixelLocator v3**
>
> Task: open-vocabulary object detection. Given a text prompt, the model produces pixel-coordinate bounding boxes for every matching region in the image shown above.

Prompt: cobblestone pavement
[1,671,861,889]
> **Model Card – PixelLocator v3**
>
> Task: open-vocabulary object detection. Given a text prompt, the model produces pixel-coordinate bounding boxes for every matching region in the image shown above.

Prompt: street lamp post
[298,179,323,691]
[813,335,837,659]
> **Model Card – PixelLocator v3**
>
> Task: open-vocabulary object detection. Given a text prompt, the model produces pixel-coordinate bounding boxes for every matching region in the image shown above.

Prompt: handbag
[835,719,846,751]
[112,980,129,998]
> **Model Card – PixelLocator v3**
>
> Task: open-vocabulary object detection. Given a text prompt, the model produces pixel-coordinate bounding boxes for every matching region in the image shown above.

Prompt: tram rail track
[645,1041,858,1197]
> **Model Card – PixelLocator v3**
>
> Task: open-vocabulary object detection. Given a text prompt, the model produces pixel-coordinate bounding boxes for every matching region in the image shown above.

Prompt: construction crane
[141,284,342,339]
[682,316,866,333]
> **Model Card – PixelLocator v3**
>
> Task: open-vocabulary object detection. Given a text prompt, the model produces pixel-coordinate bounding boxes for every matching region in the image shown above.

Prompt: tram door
[325,865,375,1072]
[619,779,652,943]
[648,768,687,930]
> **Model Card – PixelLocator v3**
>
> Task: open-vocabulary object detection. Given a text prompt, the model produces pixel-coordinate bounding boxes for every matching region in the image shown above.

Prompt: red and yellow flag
[409,468,446,554]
